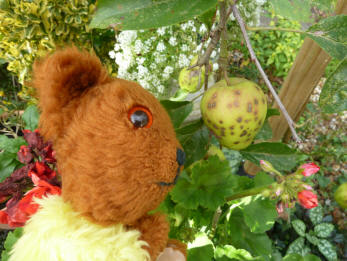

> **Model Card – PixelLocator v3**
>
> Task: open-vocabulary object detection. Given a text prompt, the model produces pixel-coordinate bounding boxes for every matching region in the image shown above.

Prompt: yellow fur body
[9,195,150,261]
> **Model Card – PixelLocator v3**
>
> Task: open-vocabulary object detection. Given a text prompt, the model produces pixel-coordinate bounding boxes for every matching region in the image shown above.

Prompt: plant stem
[231,4,301,143]
[189,3,233,70]
[226,183,276,201]
[217,1,230,83]
[210,206,222,236]
[246,26,305,34]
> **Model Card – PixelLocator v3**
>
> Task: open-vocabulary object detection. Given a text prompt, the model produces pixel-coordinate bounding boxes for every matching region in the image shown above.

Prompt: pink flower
[298,190,318,209]
[300,163,320,177]
[276,202,284,214]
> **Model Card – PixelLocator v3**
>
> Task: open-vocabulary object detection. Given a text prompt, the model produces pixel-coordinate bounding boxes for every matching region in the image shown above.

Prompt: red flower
[28,162,56,181]
[41,144,56,163]
[300,163,320,177]
[17,145,34,164]
[0,176,61,227]
[298,190,318,209]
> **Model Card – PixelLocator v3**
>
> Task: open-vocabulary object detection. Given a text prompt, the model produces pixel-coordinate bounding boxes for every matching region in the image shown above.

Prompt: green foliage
[227,208,273,258]
[307,15,347,61]
[282,253,320,261]
[0,104,39,182]
[22,105,39,131]
[308,205,323,225]
[239,195,277,234]
[292,220,306,237]
[269,0,312,22]
[0,0,115,100]
[251,13,304,77]
[240,142,306,172]
[255,108,280,141]
[0,151,21,182]
[188,244,214,261]
[214,245,257,260]
[160,100,193,129]
[319,58,347,113]
[288,204,338,260]
[171,156,236,210]
[90,0,218,30]
[1,228,22,261]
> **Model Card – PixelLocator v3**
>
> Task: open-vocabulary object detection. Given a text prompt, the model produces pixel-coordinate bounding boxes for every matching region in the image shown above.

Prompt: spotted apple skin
[200,78,267,150]
[178,67,204,93]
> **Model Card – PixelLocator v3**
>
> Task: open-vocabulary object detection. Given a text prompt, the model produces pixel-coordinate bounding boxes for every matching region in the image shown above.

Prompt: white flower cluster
[109,21,204,96]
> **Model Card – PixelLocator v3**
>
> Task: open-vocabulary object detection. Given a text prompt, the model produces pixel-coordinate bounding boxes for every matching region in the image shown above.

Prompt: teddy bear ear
[33,46,112,142]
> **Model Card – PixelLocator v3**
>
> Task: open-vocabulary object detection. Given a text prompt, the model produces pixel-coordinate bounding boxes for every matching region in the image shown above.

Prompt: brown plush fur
[33,47,185,260]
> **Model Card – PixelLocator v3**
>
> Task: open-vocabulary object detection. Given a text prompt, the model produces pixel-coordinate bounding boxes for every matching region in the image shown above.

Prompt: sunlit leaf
[188,244,214,261]
[239,195,277,233]
[269,0,313,22]
[171,156,237,210]
[307,15,347,60]
[90,0,218,30]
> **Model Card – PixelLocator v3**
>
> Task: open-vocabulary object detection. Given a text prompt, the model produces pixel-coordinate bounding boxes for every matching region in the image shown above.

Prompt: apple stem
[231,4,302,143]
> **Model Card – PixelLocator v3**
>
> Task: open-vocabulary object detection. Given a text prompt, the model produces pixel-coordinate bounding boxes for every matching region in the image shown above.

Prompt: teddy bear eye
[128,106,153,128]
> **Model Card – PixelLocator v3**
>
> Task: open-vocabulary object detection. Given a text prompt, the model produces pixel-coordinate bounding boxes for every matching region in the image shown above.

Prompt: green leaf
[176,120,209,167]
[307,15,347,60]
[90,0,218,30]
[286,237,306,256]
[283,254,321,261]
[239,195,277,233]
[1,228,23,261]
[240,142,304,171]
[0,136,26,153]
[314,223,334,238]
[22,105,39,131]
[308,205,323,225]
[215,245,255,261]
[0,58,6,65]
[170,156,237,210]
[269,0,313,22]
[317,239,337,261]
[188,244,214,261]
[228,208,272,257]
[292,220,306,237]
[253,172,274,187]
[0,0,9,10]
[319,58,347,113]
[161,100,193,129]
[266,108,280,119]
[305,233,319,246]
[303,254,322,261]
[197,6,216,31]
[254,121,272,140]
[0,153,17,182]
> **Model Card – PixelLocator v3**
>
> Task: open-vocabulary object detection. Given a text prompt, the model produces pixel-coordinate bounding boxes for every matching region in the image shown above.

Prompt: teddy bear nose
[176,148,185,166]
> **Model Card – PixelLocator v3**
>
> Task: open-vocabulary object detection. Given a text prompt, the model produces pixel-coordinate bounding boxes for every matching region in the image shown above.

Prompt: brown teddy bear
[9,47,186,261]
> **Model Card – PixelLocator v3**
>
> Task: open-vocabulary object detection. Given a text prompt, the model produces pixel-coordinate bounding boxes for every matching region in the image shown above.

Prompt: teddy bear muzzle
[158,148,185,187]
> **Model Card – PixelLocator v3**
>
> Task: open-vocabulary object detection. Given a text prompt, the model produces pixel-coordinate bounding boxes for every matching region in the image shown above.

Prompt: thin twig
[204,61,209,91]
[231,5,301,143]
[223,70,231,86]
[189,4,233,70]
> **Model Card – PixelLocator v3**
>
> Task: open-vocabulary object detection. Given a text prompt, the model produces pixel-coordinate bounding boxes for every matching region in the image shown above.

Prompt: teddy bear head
[33,47,184,225]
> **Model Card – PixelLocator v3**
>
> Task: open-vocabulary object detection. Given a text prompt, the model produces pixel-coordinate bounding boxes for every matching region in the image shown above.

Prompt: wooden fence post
[244,0,347,175]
